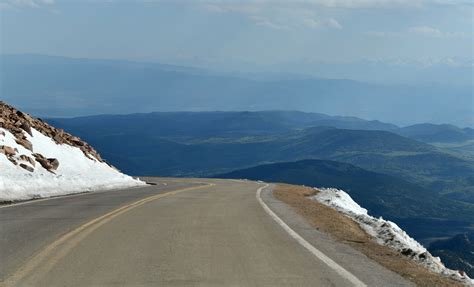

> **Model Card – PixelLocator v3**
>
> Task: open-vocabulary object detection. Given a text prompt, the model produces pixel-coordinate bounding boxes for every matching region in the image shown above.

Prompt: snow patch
[312,188,474,286]
[0,128,145,201]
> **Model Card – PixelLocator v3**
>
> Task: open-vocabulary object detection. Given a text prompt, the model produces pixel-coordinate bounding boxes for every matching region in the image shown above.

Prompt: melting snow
[313,188,474,286]
[0,128,144,201]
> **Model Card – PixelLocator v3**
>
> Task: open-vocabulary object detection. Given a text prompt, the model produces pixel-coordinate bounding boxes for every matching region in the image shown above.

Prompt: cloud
[325,18,343,29]
[408,26,466,37]
[202,4,227,13]
[199,0,423,10]
[365,31,388,37]
[250,15,291,30]
[202,3,261,14]
[303,18,342,29]
[303,0,421,9]
[409,26,444,37]
[366,26,466,38]
[202,3,343,31]
[302,18,321,29]
[0,0,54,10]
[365,31,402,37]
[254,19,289,30]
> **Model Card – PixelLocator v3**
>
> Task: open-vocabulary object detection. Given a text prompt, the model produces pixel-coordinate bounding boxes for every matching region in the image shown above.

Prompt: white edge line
[256,183,367,287]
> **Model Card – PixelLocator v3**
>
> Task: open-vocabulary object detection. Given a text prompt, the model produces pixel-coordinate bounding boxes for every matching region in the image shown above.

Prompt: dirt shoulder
[273,183,464,287]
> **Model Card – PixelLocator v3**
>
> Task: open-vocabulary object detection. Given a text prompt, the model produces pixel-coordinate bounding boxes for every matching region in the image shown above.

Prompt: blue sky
[1,0,472,73]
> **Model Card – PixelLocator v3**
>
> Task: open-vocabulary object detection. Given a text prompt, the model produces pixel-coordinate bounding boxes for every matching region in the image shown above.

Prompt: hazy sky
[1,0,473,69]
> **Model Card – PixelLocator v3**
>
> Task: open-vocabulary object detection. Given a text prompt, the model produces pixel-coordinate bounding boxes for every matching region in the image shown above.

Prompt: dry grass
[274,183,464,287]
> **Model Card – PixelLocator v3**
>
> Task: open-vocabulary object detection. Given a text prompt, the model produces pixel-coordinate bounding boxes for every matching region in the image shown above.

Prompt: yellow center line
[1,183,214,287]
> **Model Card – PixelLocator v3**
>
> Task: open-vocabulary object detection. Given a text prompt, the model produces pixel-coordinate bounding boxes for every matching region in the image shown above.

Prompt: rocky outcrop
[0,101,107,173]
[0,145,17,156]
[32,153,59,173]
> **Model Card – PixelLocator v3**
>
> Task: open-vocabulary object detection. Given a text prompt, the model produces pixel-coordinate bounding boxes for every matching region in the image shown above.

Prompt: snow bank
[313,188,473,286]
[0,128,144,201]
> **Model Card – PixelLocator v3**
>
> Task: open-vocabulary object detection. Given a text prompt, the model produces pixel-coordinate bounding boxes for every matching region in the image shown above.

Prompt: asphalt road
[0,178,413,286]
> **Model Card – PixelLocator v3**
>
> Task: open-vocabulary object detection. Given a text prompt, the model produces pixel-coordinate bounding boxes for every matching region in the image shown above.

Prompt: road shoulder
[260,183,459,287]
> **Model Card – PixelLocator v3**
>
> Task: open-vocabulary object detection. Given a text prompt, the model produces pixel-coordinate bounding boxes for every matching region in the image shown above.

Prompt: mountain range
[216,159,474,223]
[47,111,474,203]
[4,100,473,276]
[2,54,472,127]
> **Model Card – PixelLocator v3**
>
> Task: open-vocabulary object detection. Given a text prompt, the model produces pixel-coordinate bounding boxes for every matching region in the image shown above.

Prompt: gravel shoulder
[266,183,464,287]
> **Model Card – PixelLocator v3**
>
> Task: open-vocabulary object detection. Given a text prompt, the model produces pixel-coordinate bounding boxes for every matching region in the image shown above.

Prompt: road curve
[0,178,412,286]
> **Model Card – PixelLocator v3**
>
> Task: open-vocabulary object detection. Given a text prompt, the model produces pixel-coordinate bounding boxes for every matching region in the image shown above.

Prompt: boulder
[19,163,34,172]
[73,139,85,146]
[7,157,17,165]
[48,158,59,170]
[0,145,17,156]
[20,121,33,136]
[36,157,53,170]
[11,127,22,134]
[15,138,33,151]
[53,134,64,144]
[19,155,35,166]
[33,153,59,172]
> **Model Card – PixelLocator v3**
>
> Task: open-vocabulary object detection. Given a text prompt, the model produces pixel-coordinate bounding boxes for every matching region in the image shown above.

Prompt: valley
[47,111,474,277]
[48,111,474,201]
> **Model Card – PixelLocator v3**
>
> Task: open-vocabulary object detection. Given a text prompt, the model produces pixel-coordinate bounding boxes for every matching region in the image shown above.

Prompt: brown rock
[20,121,33,136]
[15,138,33,151]
[32,153,45,160]
[1,101,107,165]
[11,127,22,134]
[19,155,35,166]
[33,153,59,172]
[48,158,59,170]
[83,152,95,161]
[19,163,34,172]
[70,136,85,146]
[53,134,64,144]
[0,145,17,156]
[36,157,53,170]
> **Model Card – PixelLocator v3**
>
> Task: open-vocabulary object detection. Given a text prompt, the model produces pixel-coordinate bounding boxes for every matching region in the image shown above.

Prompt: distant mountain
[465,128,474,137]
[429,232,474,277]
[215,159,474,243]
[47,111,398,139]
[48,112,474,204]
[215,159,471,220]
[2,54,472,127]
[398,124,474,143]
[46,110,474,148]
[45,110,474,244]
